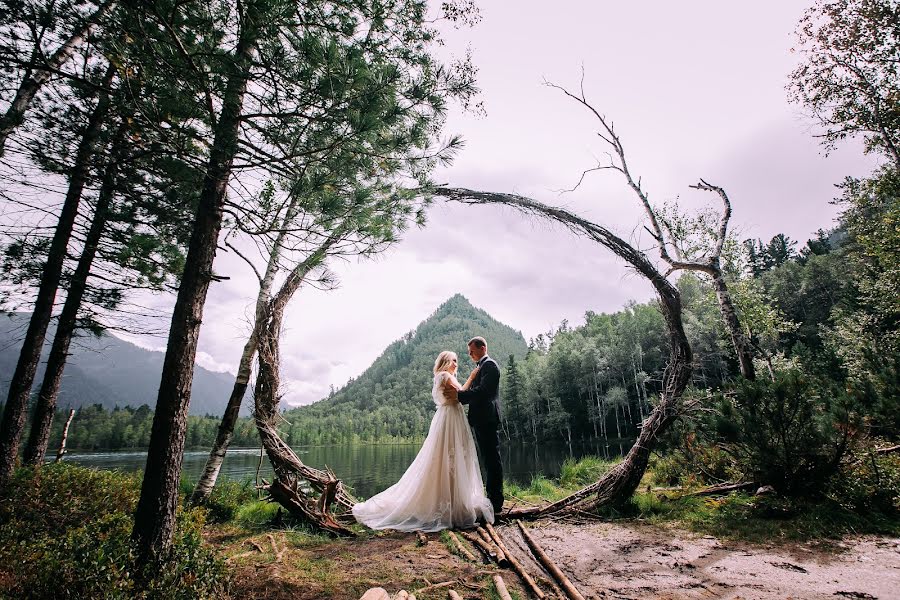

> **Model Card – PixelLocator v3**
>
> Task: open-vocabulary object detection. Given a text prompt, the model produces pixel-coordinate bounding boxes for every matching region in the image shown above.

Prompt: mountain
[0,313,250,417]
[280,294,529,444]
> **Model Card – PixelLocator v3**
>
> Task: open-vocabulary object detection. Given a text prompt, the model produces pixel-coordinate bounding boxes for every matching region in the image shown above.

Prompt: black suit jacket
[457,356,501,427]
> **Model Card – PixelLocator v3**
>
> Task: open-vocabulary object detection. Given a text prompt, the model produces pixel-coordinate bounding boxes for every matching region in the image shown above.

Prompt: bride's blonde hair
[433,350,457,374]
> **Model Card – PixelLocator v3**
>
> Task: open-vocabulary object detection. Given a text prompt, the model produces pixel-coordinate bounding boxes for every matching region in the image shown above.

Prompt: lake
[65,439,634,498]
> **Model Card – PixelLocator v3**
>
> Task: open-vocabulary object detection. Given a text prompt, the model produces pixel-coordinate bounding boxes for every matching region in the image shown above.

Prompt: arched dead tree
[433,187,692,515]
[545,81,756,380]
[252,242,357,536]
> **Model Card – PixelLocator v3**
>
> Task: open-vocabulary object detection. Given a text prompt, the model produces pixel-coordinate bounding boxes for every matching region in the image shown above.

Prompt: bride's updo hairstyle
[433,351,457,374]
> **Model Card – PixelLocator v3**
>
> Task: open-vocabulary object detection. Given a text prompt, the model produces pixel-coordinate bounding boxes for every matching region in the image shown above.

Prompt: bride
[352,351,495,532]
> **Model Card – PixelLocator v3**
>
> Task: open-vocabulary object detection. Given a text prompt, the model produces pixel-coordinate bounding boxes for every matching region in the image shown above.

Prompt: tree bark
[23,118,128,466]
[55,408,76,462]
[131,10,257,561]
[435,187,693,514]
[0,1,116,155]
[191,229,317,504]
[0,66,115,488]
[251,237,357,531]
[710,269,756,380]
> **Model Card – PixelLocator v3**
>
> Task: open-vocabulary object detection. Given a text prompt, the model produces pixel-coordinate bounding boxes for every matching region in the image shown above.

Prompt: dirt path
[497,521,900,600]
[210,521,899,599]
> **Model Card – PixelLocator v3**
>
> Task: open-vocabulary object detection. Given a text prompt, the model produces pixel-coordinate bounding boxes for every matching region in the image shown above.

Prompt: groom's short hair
[467,336,487,349]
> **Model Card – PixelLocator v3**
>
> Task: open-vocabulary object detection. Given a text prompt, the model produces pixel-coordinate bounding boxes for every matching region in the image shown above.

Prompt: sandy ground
[211,521,900,599]
[496,521,900,600]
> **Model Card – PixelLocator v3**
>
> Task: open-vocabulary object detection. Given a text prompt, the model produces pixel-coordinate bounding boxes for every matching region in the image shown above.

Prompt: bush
[200,478,257,524]
[0,463,229,599]
[829,443,900,514]
[558,456,615,488]
[715,369,856,495]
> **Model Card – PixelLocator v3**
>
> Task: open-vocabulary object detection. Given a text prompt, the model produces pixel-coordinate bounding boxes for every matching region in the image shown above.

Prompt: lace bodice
[432,371,459,407]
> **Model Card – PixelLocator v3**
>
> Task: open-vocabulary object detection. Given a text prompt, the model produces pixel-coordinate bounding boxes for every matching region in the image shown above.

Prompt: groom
[457,336,504,514]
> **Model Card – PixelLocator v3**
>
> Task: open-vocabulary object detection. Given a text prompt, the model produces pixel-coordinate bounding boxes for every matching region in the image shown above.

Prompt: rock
[755,485,776,496]
[359,588,390,600]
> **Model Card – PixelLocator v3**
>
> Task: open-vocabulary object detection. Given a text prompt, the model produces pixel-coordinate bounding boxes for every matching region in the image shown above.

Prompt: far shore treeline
[9,203,895,455]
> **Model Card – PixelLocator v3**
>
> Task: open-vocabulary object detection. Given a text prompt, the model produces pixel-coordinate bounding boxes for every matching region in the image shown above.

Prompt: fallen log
[447,531,477,562]
[493,575,513,600]
[685,481,757,497]
[477,526,507,563]
[459,530,500,564]
[447,591,463,600]
[485,523,545,599]
[516,521,585,600]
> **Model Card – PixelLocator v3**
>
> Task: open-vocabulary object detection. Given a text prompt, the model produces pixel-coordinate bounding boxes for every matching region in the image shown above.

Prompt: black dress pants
[472,422,504,512]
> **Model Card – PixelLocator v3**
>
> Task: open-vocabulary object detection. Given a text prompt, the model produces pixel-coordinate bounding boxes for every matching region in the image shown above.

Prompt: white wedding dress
[352,371,495,532]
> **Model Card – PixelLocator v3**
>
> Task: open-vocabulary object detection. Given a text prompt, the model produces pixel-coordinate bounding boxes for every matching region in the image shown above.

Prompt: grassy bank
[3,456,897,599]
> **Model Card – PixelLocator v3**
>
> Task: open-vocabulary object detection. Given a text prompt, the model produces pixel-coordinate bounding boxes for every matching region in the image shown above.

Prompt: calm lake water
[65,439,634,499]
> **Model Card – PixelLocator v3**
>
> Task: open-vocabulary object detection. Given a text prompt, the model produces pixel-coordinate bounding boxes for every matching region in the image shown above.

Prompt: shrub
[829,443,900,514]
[558,456,615,488]
[0,463,229,599]
[716,369,856,495]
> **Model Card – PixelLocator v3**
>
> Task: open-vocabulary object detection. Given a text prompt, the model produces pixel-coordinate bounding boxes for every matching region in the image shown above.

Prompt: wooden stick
[460,530,500,564]
[448,531,477,562]
[477,526,507,563]
[447,591,463,600]
[55,408,76,462]
[492,575,513,600]
[415,581,455,594]
[516,521,585,600]
[486,524,545,599]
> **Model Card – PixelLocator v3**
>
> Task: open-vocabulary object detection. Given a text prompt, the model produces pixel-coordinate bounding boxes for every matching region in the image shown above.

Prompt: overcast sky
[125,0,879,407]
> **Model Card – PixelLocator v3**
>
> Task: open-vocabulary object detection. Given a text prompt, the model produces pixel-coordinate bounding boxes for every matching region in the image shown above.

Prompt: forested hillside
[279,294,529,443]
[0,314,249,417]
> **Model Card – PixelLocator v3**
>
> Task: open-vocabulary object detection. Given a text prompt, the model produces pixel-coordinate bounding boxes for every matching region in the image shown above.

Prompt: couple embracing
[352,337,504,532]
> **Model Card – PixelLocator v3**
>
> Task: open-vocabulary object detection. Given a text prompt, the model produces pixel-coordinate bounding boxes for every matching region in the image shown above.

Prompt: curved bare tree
[433,187,692,514]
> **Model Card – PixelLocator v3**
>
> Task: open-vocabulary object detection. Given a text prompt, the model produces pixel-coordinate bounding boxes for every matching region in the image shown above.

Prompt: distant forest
[26,203,897,453]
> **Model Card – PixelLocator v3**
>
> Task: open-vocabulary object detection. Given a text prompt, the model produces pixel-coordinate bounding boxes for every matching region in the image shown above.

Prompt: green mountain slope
[0,313,250,417]
[281,294,528,444]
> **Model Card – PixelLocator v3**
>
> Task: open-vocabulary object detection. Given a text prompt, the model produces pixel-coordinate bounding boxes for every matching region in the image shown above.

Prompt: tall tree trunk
[22,119,127,466]
[710,269,756,380]
[191,228,319,504]
[251,237,356,534]
[0,66,114,487]
[131,16,257,561]
[0,1,116,155]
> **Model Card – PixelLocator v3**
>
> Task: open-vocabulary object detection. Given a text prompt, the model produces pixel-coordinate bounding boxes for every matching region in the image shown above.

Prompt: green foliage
[709,370,856,495]
[0,464,229,599]
[558,456,615,488]
[201,478,257,524]
[789,0,900,163]
[828,444,900,514]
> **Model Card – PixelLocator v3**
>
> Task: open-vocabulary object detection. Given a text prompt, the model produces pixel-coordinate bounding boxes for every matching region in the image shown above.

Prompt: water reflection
[66,439,634,499]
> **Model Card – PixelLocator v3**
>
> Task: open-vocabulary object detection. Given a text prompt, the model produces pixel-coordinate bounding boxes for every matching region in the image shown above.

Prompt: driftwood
[447,531,477,562]
[486,523,545,599]
[477,526,507,564]
[493,575,513,600]
[359,589,390,600]
[54,408,76,463]
[459,529,501,564]
[685,481,757,497]
[516,521,585,600]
